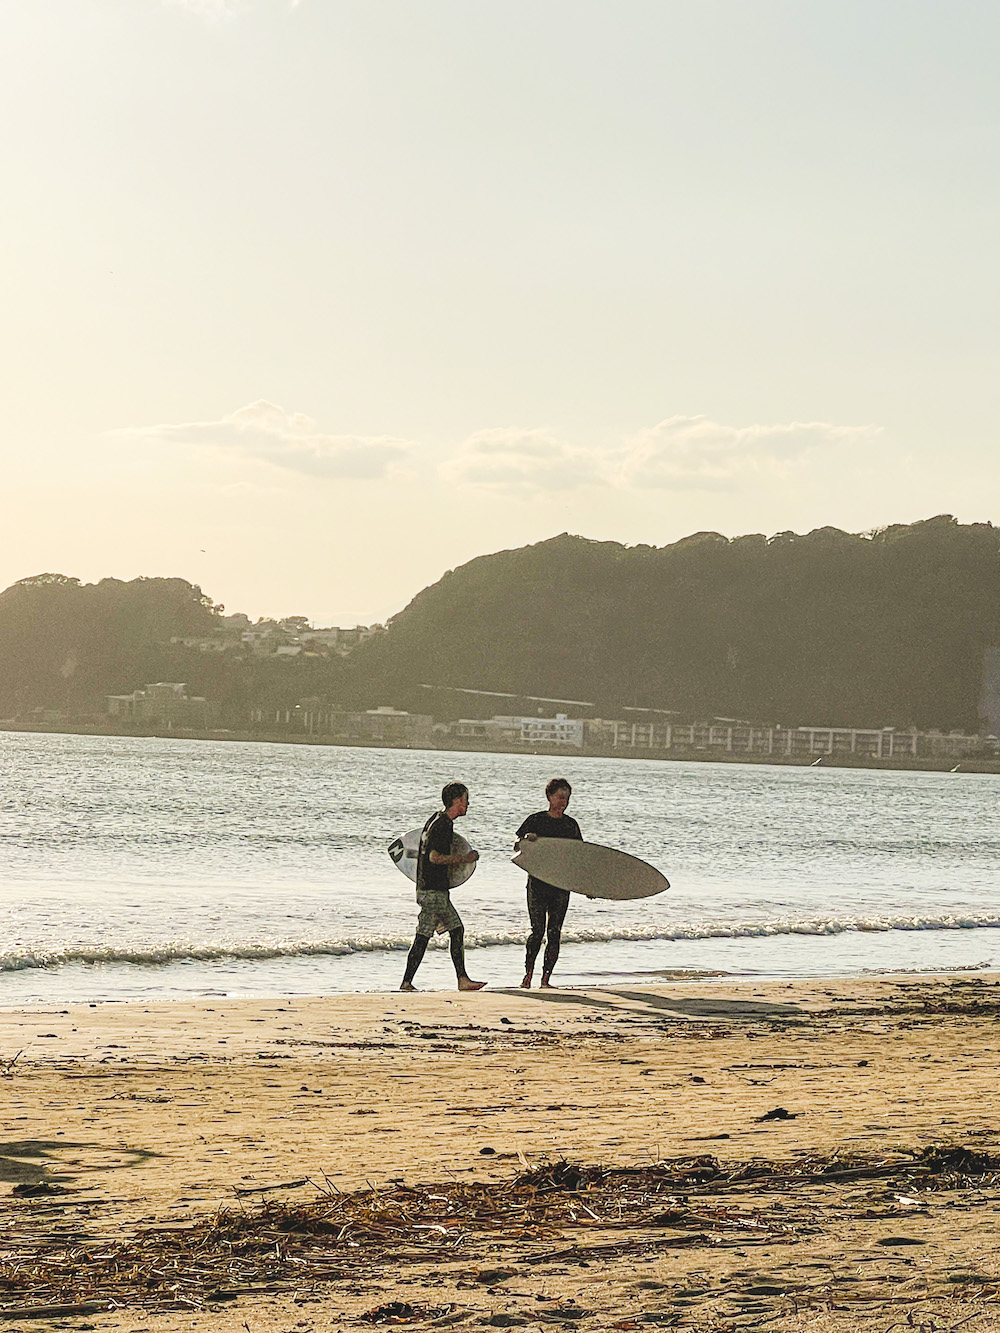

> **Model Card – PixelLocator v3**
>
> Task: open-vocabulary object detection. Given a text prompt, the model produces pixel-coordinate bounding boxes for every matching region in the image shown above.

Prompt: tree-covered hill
[2,515,998,731]
[343,516,1000,730]
[0,574,224,716]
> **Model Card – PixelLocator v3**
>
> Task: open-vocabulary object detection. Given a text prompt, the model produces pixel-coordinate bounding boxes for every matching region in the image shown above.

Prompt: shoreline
[3,973,1000,1333]
[2,955,997,1012]
[4,719,1000,775]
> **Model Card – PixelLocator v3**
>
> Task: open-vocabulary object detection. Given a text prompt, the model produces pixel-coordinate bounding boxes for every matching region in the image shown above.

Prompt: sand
[2,974,1000,1331]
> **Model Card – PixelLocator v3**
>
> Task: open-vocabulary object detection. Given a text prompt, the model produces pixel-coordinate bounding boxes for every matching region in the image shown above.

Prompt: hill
[343,515,1000,731]
[0,574,351,722]
[2,515,998,732]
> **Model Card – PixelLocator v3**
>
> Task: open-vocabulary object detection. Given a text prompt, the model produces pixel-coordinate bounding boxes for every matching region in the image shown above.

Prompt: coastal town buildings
[580,717,992,760]
[99,687,996,762]
[302,625,384,654]
[168,622,385,657]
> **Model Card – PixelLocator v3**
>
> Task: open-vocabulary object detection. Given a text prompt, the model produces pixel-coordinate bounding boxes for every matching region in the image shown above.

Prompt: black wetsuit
[403,809,465,984]
[516,811,582,977]
[416,810,453,893]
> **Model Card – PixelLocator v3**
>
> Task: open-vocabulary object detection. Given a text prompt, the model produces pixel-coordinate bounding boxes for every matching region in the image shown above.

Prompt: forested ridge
[353,515,1000,731]
[1,515,998,731]
[0,573,355,722]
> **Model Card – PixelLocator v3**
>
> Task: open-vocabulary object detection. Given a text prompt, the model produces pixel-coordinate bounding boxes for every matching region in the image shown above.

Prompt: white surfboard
[511,838,669,901]
[387,828,478,889]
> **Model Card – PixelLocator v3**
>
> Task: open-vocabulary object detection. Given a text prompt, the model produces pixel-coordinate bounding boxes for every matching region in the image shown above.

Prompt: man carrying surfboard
[400,781,486,993]
[514,777,582,989]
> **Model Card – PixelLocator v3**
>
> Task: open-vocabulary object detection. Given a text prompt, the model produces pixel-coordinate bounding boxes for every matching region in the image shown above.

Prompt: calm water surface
[2,731,999,1002]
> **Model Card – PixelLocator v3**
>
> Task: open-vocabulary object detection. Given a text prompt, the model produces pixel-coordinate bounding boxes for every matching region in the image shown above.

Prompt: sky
[2,1,998,625]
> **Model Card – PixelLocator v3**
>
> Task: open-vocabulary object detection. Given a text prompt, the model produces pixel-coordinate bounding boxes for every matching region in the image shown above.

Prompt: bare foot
[457,977,486,992]
[540,974,555,989]
[399,982,418,992]
[520,973,533,989]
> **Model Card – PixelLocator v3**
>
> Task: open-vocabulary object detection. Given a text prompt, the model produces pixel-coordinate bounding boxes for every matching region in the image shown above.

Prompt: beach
[3,974,1000,1332]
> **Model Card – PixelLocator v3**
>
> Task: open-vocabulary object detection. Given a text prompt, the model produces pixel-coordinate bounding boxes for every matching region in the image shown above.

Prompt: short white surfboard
[388,828,478,889]
[511,838,669,901]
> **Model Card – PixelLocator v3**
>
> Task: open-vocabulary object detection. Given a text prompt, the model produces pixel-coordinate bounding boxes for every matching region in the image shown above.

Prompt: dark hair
[441,781,469,808]
[545,777,572,798]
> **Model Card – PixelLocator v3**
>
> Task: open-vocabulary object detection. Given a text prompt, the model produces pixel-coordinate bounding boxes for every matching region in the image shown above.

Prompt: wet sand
[2,974,1000,1331]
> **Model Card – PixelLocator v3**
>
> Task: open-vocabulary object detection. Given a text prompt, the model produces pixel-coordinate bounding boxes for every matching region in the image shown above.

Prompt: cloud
[616,416,881,491]
[442,428,605,494]
[441,415,880,496]
[117,405,878,495]
[113,400,411,481]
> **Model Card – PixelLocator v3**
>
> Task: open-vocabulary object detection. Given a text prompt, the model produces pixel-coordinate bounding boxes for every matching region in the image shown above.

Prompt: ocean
[2,730,999,1004]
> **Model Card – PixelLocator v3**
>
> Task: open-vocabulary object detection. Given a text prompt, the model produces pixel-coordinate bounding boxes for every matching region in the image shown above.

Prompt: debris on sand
[2,1145,999,1316]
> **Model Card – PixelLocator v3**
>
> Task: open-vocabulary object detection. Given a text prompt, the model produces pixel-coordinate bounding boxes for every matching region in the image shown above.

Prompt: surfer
[514,778,582,989]
[400,782,486,993]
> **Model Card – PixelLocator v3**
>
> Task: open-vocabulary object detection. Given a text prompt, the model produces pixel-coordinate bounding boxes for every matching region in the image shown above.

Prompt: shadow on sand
[0,1139,165,1187]
[508,986,803,1023]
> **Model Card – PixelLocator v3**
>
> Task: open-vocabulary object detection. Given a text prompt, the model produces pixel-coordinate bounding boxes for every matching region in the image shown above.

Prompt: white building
[491,713,584,747]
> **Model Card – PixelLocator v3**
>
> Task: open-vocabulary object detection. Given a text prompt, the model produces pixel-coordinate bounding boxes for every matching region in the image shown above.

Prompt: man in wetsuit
[400,781,486,993]
[515,777,582,989]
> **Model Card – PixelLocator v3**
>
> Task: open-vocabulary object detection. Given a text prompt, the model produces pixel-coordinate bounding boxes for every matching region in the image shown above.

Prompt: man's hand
[430,848,479,866]
[514,833,538,850]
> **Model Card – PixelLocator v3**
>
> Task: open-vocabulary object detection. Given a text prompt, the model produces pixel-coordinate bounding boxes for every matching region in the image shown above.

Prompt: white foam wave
[4,911,1000,972]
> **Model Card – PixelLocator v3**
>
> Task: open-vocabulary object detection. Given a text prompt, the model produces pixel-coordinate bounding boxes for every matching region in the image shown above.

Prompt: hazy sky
[3,1,998,624]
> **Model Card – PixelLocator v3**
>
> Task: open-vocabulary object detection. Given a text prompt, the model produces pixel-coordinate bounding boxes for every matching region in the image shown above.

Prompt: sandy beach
[3,974,1000,1332]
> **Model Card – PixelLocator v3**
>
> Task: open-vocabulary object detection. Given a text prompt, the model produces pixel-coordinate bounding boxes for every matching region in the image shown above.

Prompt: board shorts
[415,889,463,937]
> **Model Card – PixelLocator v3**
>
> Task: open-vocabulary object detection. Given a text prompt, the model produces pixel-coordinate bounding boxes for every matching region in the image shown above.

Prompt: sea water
[1,730,999,1004]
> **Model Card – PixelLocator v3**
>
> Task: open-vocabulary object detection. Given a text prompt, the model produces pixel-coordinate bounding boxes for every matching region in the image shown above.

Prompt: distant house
[301,628,343,649]
[241,628,283,654]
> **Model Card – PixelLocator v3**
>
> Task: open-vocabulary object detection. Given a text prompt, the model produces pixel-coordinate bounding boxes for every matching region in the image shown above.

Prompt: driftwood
[0,1301,108,1320]
[0,1051,22,1078]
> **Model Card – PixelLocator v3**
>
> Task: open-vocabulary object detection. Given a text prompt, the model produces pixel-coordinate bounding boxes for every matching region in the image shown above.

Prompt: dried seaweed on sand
[2,1145,1000,1316]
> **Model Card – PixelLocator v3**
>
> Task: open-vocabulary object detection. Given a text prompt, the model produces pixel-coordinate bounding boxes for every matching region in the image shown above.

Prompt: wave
[5,910,1000,972]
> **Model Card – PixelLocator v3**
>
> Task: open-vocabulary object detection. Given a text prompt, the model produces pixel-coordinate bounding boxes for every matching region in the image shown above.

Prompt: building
[106,683,218,728]
[919,730,998,758]
[450,717,524,744]
[360,706,434,744]
[249,702,433,746]
[583,718,995,760]
[490,713,585,747]
[241,628,283,654]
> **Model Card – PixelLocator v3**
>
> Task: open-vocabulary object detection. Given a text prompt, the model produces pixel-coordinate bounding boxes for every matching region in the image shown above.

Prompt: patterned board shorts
[415,889,463,937]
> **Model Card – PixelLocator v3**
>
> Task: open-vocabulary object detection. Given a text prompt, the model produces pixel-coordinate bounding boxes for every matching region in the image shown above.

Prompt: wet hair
[441,781,469,808]
[545,777,572,798]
